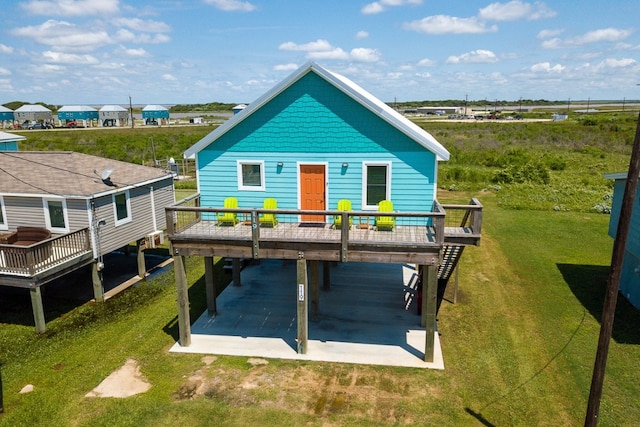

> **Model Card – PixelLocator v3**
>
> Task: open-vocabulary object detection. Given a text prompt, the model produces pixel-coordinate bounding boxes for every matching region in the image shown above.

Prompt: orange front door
[300,164,326,222]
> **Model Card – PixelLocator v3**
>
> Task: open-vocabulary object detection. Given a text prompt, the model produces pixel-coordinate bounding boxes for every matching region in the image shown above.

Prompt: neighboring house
[57,105,99,127]
[0,131,25,151]
[606,172,640,309]
[168,62,482,364]
[0,151,175,332]
[99,105,129,127]
[142,104,170,125]
[0,106,14,128]
[14,104,53,125]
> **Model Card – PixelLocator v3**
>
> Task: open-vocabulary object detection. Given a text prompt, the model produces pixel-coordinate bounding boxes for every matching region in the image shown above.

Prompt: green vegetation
[1,112,639,425]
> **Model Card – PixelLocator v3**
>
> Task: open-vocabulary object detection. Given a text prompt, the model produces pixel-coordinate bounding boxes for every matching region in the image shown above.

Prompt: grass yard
[1,191,638,426]
[1,114,639,425]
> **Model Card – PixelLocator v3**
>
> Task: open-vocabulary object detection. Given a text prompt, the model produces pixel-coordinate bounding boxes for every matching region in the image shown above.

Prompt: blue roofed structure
[0,131,25,151]
[0,106,14,128]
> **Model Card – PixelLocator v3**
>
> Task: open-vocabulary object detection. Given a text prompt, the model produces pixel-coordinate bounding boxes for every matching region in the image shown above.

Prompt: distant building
[14,104,53,124]
[232,104,247,115]
[0,131,25,151]
[0,106,14,128]
[99,105,129,127]
[142,104,170,125]
[57,105,99,127]
[416,106,461,115]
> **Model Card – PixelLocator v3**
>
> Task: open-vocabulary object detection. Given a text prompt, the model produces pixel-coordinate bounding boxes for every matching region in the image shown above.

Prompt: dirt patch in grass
[173,356,441,424]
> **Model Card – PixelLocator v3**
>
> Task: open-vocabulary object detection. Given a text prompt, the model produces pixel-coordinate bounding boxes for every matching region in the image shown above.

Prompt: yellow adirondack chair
[333,199,352,229]
[375,200,395,231]
[259,198,278,227]
[217,197,239,226]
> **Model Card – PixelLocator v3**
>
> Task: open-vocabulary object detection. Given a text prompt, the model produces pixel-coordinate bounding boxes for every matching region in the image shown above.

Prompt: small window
[113,191,132,226]
[43,198,69,233]
[0,196,7,230]
[362,162,391,209]
[237,161,265,191]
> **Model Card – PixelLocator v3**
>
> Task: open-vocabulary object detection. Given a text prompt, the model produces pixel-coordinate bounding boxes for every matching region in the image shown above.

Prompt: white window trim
[361,161,392,210]
[112,190,132,226]
[0,195,7,231]
[43,197,70,233]
[237,160,266,191]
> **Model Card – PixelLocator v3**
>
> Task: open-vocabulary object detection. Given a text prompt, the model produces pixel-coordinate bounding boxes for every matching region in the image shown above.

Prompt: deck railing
[166,195,465,261]
[440,198,483,233]
[0,228,92,277]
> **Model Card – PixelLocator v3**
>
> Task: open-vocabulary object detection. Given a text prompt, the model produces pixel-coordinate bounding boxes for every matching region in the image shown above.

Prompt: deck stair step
[438,244,464,282]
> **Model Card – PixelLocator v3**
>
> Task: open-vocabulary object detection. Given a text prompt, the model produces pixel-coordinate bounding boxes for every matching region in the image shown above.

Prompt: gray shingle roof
[0,151,172,197]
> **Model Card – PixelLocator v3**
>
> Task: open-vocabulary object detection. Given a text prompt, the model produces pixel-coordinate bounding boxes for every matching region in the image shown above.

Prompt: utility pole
[585,111,640,426]
[129,95,134,128]
[586,97,591,114]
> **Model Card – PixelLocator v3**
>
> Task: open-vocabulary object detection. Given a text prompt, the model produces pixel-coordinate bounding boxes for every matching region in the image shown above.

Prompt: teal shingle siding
[198,71,437,212]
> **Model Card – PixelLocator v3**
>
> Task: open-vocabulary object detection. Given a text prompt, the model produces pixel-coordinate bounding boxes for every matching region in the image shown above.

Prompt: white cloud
[279,39,381,62]
[113,18,171,33]
[0,44,15,54]
[350,47,381,62]
[162,73,177,81]
[403,15,497,35]
[540,37,561,49]
[570,28,632,45]
[415,72,431,78]
[120,46,148,57]
[361,0,422,15]
[203,0,256,12]
[279,39,333,52]
[0,67,11,76]
[479,1,556,21]
[530,62,565,72]
[42,50,99,64]
[446,49,498,64]
[356,31,369,39]
[417,58,436,67]
[537,29,563,39]
[21,0,120,16]
[11,20,113,52]
[273,63,299,71]
[41,64,66,72]
[596,58,636,69]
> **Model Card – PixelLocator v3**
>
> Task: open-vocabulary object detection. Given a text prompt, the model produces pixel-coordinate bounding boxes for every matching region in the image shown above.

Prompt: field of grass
[1,114,639,425]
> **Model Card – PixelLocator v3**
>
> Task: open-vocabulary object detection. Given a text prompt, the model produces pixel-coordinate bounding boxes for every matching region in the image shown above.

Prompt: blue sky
[1,0,639,105]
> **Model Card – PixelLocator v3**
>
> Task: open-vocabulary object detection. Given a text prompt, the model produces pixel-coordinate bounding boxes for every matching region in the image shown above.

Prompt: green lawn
[1,191,638,426]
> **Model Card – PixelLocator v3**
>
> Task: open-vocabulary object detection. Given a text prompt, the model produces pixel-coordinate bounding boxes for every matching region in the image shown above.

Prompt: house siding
[197,72,436,212]
[92,180,173,254]
[608,177,640,309]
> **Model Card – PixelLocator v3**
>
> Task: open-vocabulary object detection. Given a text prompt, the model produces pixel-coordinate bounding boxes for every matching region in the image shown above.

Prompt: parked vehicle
[28,122,51,130]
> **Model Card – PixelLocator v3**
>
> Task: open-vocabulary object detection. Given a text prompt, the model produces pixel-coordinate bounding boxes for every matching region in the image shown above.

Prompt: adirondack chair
[333,199,352,229]
[375,200,395,231]
[259,198,278,227]
[217,197,239,226]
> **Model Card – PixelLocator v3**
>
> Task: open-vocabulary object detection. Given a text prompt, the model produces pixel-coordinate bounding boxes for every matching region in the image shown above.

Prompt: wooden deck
[0,228,94,287]
[167,198,482,265]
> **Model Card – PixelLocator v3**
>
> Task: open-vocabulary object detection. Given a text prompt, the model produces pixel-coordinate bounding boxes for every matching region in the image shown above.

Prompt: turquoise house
[606,171,640,309]
[0,131,24,151]
[184,62,449,216]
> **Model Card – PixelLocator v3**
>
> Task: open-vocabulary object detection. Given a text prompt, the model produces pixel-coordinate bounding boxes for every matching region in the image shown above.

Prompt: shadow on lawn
[557,263,640,345]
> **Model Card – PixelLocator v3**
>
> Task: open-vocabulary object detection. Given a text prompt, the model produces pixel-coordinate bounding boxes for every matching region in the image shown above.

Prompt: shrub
[492,162,550,185]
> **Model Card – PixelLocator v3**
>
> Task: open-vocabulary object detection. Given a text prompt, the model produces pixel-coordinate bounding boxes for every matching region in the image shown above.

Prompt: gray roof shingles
[0,151,171,197]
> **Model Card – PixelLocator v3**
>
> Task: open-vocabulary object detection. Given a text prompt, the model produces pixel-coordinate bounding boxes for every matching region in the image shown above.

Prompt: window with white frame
[362,162,391,209]
[43,198,69,233]
[0,196,7,230]
[237,160,265,191]
[113,191,132,226]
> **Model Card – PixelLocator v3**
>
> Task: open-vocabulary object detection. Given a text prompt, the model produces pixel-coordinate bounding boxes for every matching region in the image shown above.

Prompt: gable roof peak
[184,62,449,161]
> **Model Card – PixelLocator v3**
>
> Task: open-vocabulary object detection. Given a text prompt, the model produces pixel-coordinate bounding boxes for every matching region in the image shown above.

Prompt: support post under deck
[310,260,319,321]
[30,287,46,334]
[92,262,104,303]
[174,252,191,346]
[423,264,438,363]
[136,239,146,281]
[296,256,308,354]
[204,256,216,316]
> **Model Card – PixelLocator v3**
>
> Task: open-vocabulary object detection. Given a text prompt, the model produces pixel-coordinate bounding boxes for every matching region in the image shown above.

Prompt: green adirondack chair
[333,199,352,229]
[217,197,239,226]
[259,198,278,227]
[375,200,395,231]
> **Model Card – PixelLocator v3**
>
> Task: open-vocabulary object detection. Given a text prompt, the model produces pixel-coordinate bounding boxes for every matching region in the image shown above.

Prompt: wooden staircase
[438,244,464,282]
